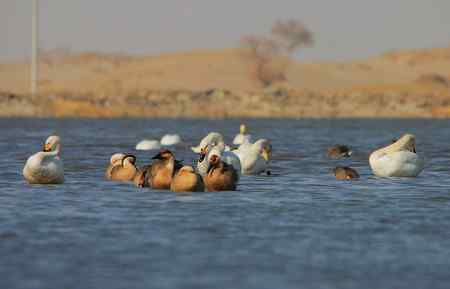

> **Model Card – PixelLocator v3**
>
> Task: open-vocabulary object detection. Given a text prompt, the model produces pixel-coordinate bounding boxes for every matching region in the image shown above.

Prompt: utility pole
[31,0,39,96]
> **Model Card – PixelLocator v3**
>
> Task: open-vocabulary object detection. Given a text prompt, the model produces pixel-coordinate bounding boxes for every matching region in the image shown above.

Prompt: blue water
[1,118,450,289]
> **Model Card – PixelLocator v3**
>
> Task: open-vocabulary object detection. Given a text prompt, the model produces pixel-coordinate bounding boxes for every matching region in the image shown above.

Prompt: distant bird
[23,135,64,184]
[333,166,360,180]
[160,134,182,146]
[232,124,252,145]
[327,145,352,158]
[136,139,161,151]
[147,149,183,190]
[110,154,138,182]
[369,134,424,177]
[105,153,126,179]
[233,139,272,175]
[203,154,239,192]
[170,166,205,192]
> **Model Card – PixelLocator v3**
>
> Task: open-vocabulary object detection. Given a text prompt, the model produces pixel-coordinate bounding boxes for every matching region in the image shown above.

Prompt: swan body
[136,140,161,151]
[234,139,272,175]
[23,136,64,184]
[160,134,181,146]
[369,134,424,177]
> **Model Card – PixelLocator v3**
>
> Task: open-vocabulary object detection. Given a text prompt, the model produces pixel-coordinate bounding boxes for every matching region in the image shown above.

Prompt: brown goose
[204,154,238,191]
[333,166,360,180]
[170,166,204,192]
[148,149,183,190]
[110,154,138,182]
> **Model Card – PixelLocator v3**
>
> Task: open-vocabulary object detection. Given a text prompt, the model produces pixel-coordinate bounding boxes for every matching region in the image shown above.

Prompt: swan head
[239,124,247,134]
[254,139,272,161]
[386,134,417,154]
[110,153,126,165]
[43,135,61,152]
[122,154,137,167]
[192,132,224,153]
[152,149,174,161]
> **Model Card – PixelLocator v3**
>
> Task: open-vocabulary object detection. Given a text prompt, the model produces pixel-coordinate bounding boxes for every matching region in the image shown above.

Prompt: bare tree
[240,19,313,87]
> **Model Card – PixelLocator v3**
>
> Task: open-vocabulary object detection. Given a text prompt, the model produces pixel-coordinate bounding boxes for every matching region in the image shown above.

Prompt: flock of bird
[22,124,425,191]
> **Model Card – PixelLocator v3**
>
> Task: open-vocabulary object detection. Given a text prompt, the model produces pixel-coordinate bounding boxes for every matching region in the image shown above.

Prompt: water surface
[1,118,450,289]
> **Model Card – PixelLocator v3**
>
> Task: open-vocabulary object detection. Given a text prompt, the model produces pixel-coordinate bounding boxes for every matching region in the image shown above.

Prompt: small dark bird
[333,166,360,180]
[327,145,352,158]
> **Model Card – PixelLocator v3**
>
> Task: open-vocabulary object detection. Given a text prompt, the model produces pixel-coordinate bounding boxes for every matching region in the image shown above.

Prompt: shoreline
[1,86,449,119]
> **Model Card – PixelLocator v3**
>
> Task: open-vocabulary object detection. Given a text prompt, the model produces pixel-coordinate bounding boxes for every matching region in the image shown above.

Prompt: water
[1,118,450,289]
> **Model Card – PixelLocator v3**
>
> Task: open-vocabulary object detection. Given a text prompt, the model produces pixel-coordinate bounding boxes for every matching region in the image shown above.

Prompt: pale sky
[2,0,450,61]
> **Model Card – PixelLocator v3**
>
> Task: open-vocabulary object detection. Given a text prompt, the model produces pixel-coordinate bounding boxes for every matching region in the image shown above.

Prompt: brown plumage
[110,155,138,182]
[327,145,352,158]
[133,165,151,187]
[170,166,205,192]
[148,149,183,190]
[204,154,238,191]
[333,166,360,180]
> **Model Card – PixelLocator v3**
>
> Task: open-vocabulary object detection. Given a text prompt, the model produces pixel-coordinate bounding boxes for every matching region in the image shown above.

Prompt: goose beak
[152,152,163,160]
[43,143,51,152]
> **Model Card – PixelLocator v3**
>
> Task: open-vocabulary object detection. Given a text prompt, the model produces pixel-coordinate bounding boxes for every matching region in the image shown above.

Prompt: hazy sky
[2,0,450,61]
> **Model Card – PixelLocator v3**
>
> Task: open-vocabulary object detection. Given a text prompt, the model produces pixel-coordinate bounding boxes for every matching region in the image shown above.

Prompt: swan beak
[262,148,271,162]
[43,143,51,152]
[412,145,416,153]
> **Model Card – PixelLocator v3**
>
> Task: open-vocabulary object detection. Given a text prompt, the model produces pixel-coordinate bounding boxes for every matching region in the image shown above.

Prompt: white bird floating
[369,133,425,177]
[136,140,161,151]
[160,134,182,146]
[234,139,272,175]
[23,135,64,184]
[232,124,252,145]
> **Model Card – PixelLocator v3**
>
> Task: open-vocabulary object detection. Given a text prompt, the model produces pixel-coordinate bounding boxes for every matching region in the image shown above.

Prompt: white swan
[192,132,227,153]
[232,124,252,145]
[23,135,64,184]
[369,134,425,177]
[233,139,272,175]
[136,139,161,151]
[160,134,182,146]
[197,142,241,179]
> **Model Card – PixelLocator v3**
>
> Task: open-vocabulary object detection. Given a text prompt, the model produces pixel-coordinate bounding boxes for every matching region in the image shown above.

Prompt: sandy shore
[1,47,449,118]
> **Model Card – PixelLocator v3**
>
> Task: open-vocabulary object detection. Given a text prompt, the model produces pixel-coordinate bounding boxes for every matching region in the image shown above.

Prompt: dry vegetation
[0,46,449,118]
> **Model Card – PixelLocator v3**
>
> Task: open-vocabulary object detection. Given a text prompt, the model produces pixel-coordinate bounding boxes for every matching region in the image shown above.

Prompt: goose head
[122,154,137,168]
[110,153,126,165]
[43,136,61,153]
[207,154,221,174]
[152,149,174,161]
